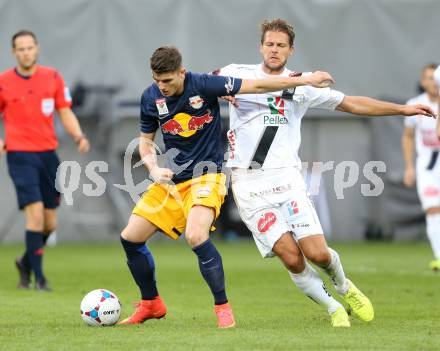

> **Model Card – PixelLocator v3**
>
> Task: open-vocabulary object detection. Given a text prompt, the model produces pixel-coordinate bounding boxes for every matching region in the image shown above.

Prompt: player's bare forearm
[139,132,158,171]
[401,128,415,169]
[337,96,436,118]
[238,71,334,94]
[58,107,85,139]
[58,107,90,153]
[139,132,174,183]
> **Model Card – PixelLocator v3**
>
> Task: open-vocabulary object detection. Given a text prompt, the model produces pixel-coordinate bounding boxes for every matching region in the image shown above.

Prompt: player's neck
[261,64,285,76]
[427,94,438,104]
[16,64,37,77]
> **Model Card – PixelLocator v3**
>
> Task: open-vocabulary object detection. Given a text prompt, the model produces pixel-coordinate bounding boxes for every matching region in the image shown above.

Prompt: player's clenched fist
[306,71,335,88]
[149,166,174,183]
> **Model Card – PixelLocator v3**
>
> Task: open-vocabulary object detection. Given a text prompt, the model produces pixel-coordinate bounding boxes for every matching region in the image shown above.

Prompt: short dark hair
[150,46,182,74]
[260,19,295,47]
[11,30,38,48]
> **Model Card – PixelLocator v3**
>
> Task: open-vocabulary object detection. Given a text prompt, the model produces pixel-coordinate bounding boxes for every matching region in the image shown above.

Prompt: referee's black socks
[25,230,46,283]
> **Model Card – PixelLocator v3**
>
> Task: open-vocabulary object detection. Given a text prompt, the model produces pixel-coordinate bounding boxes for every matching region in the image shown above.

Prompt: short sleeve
[198,73,242,97]
[140,92,159,133]
[434,65,440,88]
[306,87,345,110]
[54,71,72,110]
[301,73,345,110]
[211,64,236,77]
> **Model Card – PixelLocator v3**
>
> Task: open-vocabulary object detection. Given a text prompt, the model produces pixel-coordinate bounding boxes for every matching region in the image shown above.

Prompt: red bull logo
[161,111,214,137]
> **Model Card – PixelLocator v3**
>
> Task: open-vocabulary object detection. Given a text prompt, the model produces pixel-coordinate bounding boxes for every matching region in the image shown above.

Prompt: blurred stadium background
[1,0,440,243]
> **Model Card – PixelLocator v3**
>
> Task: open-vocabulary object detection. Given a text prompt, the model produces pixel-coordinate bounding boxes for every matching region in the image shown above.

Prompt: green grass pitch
[0,241,438,351]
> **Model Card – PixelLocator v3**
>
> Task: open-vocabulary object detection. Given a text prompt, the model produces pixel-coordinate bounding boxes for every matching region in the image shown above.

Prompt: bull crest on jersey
[267,97,285,116]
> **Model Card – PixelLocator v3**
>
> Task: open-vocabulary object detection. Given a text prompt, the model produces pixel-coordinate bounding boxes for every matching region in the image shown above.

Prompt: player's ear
[289,45,294,56]
[179,67,186,78]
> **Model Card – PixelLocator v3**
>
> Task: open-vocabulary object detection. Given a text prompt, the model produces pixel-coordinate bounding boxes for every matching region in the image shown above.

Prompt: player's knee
[281,253,305,273]
[43,219,57,235]
[185,229,208,248]
[306,249,331,267]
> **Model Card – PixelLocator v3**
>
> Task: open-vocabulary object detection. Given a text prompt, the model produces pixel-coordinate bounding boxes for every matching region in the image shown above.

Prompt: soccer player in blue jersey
[118,46,334,328]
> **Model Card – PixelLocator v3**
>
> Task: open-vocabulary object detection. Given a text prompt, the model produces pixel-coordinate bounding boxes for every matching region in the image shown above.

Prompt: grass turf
[0,241,438,351]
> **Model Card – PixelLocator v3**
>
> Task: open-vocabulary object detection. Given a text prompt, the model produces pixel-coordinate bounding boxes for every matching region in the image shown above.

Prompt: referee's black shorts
[7,151,61,209]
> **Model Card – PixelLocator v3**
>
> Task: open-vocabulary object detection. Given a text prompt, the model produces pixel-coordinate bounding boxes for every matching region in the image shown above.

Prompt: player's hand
[149,166,174,183]
[403,167,416,188]
[0,138,5,158]
[403,104,437,118]
[220,95,239,107]
[307,71,335,88]
[77,138,90,154]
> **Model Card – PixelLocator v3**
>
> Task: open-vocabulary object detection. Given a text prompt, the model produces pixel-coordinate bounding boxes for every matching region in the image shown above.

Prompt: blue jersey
[140,72,242,183]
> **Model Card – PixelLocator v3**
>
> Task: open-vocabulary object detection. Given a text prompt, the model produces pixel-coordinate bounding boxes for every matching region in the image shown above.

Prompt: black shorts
[7,151,61,210]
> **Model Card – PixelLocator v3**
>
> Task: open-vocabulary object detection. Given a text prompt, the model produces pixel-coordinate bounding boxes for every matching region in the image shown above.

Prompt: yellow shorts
[132,173,227,240]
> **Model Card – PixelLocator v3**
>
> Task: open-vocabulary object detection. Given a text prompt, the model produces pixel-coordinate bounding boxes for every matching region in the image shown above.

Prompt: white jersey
[218,64,345,169]
[404,93,440,162]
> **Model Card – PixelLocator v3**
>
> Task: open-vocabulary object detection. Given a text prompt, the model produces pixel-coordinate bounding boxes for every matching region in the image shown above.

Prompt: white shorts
[231,167,324,258]
[416,154,440,210]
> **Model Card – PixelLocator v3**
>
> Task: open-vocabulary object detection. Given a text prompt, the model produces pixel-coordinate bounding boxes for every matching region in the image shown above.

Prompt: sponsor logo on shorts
[257,212,277,233]
[424,186,440,197]
[287,200,299,216]
[292,223,310,229]
[250,184,292,198]
[197,186,212,198]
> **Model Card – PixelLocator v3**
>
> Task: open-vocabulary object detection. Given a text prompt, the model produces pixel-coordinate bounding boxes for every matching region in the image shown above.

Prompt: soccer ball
[80,289,121,326]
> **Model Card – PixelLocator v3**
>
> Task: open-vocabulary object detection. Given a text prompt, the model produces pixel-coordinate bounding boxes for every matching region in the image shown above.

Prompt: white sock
[322,248,349,295]
[426,214,440,260]
[289,263,342,314]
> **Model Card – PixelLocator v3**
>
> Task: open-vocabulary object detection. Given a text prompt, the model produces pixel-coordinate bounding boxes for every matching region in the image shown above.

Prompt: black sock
[192,239,228,305]
[120,237,158,300]
[42,232,51,245]
[25,230,45,282]
[20,252,31,271]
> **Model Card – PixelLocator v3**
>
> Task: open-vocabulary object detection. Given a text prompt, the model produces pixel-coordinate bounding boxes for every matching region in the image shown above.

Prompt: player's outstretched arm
[58,107,90,153]
[336,96,437,118]
[401,127,416,188]
[237,71,334,94]
[139,132,173,183]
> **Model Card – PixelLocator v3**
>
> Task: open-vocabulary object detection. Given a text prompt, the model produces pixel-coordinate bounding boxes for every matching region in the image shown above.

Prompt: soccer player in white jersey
[403,63,440,270]
[214,19,436,327]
